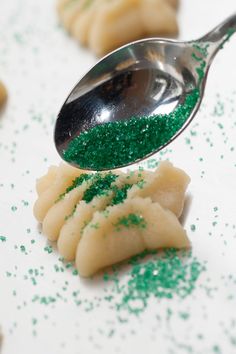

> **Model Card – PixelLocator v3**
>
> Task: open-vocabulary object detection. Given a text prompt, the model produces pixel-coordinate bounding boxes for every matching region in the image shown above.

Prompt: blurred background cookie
[0,80,7,108]
[57,0,179,56]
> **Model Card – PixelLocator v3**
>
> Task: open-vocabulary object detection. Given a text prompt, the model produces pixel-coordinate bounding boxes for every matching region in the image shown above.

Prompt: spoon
[55,14,236,171]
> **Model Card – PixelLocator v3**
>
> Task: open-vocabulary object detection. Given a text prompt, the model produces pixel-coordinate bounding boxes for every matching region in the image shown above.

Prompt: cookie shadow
[179,193,193,226]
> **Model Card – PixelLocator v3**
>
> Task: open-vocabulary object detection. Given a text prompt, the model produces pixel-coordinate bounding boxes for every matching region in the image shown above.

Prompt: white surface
[0,1,236,354]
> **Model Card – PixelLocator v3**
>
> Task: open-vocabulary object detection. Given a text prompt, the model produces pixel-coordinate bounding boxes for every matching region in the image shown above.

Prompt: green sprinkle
[65,205,77,220]
[13,32,24,44]
[137,180,146,189]
[192,43,209,58]
[191,52,203,62]
[32,295,56,305]
[0,236,6,242]
[90,222,100,229]
[116,249,204,315]
[21,200,29,207]
[196,61,206,82]
[82,172,118,203]
[44,245,53,254]
[179,312,190,320]
[146,159,159,169]
[63,89,199,170]
[212,345,221,354]
[110,184,132,205]
[102,210,110,218]
[114,214,147,230]
[214,101,224,117]
[32,318,37,326]
[57,173,93,201]
[20,245,27,254]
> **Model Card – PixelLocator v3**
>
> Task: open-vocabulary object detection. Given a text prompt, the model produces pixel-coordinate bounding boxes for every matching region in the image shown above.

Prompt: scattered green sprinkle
[114,249,205,315]
[44,245,53,254]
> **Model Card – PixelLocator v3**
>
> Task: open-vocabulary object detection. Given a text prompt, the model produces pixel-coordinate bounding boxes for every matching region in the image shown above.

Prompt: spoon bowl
[55,14,236,171]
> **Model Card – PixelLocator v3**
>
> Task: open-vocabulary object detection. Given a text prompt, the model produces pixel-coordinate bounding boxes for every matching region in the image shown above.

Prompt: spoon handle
[198,13,236,60]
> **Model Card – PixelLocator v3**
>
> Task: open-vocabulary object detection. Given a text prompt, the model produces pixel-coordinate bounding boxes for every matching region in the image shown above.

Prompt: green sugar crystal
[117,249,204,315]
[82,172,118,203]
[114,214,147,230]
[110,184,133,206]
[63,89,199,170]
[57,173,93,201]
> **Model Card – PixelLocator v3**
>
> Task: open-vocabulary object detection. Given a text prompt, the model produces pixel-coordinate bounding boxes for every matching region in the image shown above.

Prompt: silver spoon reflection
[55,14,236,171]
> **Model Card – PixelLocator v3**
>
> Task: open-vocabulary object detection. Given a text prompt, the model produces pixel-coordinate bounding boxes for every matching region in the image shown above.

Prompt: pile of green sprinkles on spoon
[63,89,200,170]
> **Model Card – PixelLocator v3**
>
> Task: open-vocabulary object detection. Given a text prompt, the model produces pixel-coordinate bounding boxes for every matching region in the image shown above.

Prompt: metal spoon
[55,14,236,171]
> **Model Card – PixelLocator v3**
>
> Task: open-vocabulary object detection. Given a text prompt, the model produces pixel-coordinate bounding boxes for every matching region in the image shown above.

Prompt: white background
[0,1,236,353]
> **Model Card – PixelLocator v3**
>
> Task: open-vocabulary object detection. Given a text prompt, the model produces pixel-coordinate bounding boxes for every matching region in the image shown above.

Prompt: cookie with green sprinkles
[57,170,147,261]
[76,196,189,277]
[34,163,86,222]
[34,160,190,276]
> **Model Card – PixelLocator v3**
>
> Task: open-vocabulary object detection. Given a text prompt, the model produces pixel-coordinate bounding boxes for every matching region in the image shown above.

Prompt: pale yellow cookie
[76,197,189,277]
[71,0,106,46]
[0,80,7,108]
[57,170,146,261]
[34,160,190,276]
[57,0,179,56]
[34,163,84,222]
[42,180,92,241]
[36,165,59,196]
[57,0,89,32]
[166,0,179,9]
[127,161,190,218]
[58,193,113,260]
